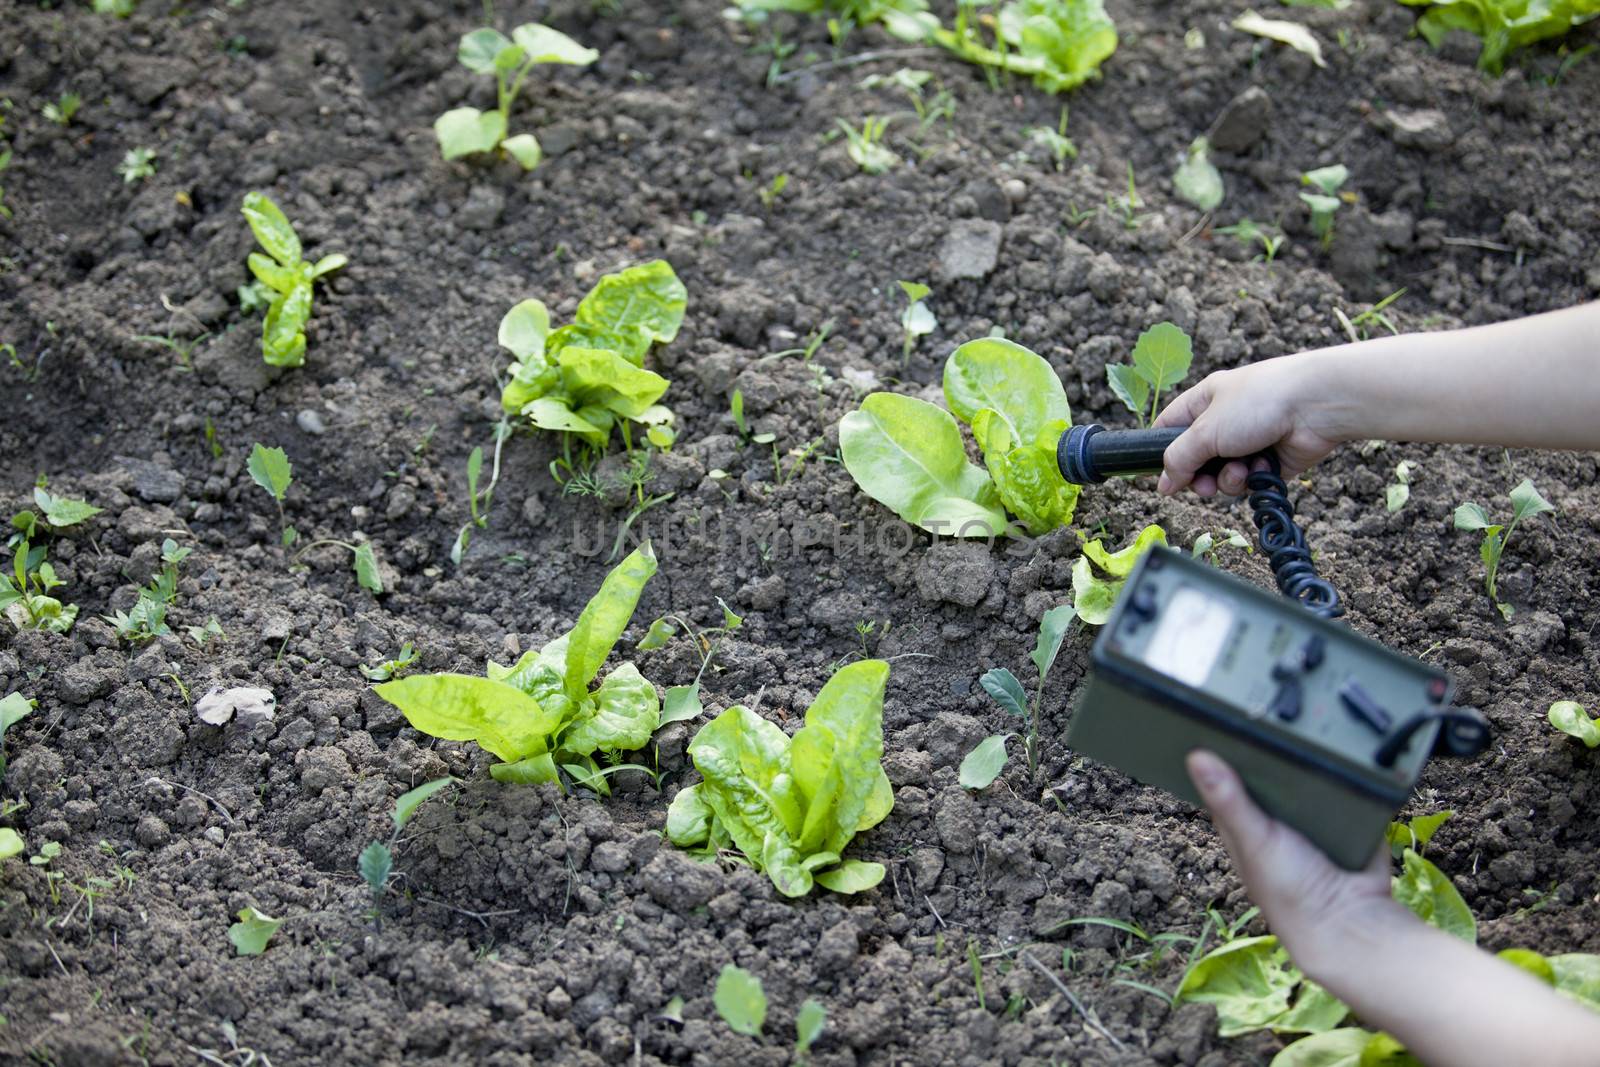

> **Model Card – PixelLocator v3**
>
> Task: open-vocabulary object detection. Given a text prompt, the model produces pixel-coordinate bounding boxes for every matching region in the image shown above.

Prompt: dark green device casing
[1067,547,1451,870]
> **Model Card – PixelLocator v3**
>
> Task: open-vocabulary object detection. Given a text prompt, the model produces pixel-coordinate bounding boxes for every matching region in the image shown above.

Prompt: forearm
[1297,302,1600,451]
[1296,901,1600,1067]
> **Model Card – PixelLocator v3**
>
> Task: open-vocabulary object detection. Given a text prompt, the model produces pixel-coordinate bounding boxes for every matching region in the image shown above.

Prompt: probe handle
[1057,424,1230,485]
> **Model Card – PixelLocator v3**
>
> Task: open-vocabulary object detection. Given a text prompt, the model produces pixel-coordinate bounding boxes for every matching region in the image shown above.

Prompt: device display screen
[1141,585,1235,688]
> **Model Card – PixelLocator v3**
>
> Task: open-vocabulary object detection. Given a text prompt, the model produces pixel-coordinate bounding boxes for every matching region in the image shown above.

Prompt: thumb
[1186,749,1274,860]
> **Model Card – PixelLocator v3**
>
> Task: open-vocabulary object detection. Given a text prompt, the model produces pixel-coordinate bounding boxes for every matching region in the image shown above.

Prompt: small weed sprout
[836,116,898,174]
[43,92,81,126]
[1454,478,1555,620]
[897,280,936,365]
[1299,164,1349,247]
[117,147,157,184]
[358,777,455,928]
[92,0,139,14]
[105,539,190,643]
[295,538,384,595]
[1192,528,1252,565]
[1213,218,1284,262]
[450,421,510,565]
[436,24,598,169]
[1386,460,1415,512]
[360,642,420,682]
[1109,163,1151,229]
[758,172,788,209]
[960,605,1076,787]
[639,597,744,729]
[247,443,295,545]
[1027,105,1077,171]
[730,389,776,446]
[1335,287,1406,342]
[1106,321,1194,428]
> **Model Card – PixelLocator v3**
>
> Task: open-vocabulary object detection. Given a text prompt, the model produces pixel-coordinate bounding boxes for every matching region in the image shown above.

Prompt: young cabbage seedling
[240,192,347,368]
[835,116,898,174]
[1106,321,1194,428]
[1213,218,1285,262]
[358,777,455,928]
[376,544,662,791]
[714,964,767,1037]
[1453,478,1555,620]
[1386,460,1415,512]
[117,147,157,184]
[435,24,598,170]
[960,604,1076,788]
[247,443,296,546]
[668,659,895,896]
[1173,137,1224,213]
[897,280,936,365]
[1299,164,1349,247]
[1191,528,1252,565]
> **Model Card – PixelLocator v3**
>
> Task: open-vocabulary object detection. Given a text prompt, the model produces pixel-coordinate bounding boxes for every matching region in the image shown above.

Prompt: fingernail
[1187,750,1225,791]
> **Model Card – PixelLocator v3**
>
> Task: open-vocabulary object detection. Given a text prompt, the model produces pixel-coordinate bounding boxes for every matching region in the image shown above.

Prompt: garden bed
[2,0,1599,1063]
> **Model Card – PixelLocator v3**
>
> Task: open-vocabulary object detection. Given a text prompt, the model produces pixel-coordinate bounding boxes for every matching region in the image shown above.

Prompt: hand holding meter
[1056,425,1489,869]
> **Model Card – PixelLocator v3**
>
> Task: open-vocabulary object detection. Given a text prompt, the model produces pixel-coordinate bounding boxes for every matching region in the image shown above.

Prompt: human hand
[1184,750,1402,975]
[1154,357,1343,498]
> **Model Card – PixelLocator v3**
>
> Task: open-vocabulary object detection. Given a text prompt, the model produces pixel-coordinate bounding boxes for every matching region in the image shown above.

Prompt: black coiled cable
[1245,454,1343,618]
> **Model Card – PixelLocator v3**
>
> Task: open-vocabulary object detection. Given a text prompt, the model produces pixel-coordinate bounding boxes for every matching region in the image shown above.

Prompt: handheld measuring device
[1055,425,1489,868]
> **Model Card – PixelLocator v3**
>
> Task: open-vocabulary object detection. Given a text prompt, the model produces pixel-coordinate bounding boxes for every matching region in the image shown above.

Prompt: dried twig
[1020,951,1127,1053]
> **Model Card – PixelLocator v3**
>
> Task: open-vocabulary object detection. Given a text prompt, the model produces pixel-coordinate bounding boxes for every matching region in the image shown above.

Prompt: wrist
[1286,345,1372,445]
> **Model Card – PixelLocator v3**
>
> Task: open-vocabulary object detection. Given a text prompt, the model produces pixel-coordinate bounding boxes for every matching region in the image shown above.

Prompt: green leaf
[714,964,767,1037]
[839,393,1007,537]
[1083,525,1168,578]
[358,840,392,892]
[393,777,454,831]
[1106,363,1150,418]
[241,192,301,266]
[1548,701,1600,747]
[352,542,382,594]
[943,337,1072,445]
[1174,138,1224,212]
[660,682,704,727]
[488,752,560,784]
[1031,604,1077,679]
[555,260,688,363]
[558,347,671,418]
[719,598,743,631]
[792,660,890,855]
[228,906,284,956]
[971,415,1079,535]
[1548,953,1600,1013]
[979,667,1028,719]
[1302,164,1349,196]
[992,0,1119,92]
[502,133,542,170]
[638,617,676,651]
[1177,935,1347,1037]
[814,858,886,893]
[262,280,311,367]
[499,299,550,362]
[560,542,658,697]
[1498,948,1555,984]
[1385,810,1454,856]
[1392,849,1475,944]
[559,662,660,756]
[524,397,604,437]
[1509,478,1555,521]
[0,827,22,860]
[374,674,563,763]
[247,444,293,502]
[33,488,101,528]
[1452,503,1490,531]
[435,107,507,160]
[959,734,1010,789]
[795,998,827,1057]
[510,23,601,65]
[0,691,33,732]
[897,279,931,304]
[248,252,298,294]
[458,27,515,73]
[688,705,807,889]
[310,253,346,279]
[1269,1028,1376,1067]
[1130,322,1193,391]
[1386,483,1410,512]
[665,781,713,846]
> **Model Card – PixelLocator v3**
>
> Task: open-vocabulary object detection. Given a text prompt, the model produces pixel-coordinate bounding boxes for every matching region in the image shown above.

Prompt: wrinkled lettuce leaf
[1397,0,1600,74]
[1073,525,1168,625]
[548,260,687,365]
[1177,935,1348,1038]
[669,661,894,897]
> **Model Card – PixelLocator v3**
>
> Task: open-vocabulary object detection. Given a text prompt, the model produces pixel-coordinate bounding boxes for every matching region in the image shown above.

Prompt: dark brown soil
[2,0,1598,1064]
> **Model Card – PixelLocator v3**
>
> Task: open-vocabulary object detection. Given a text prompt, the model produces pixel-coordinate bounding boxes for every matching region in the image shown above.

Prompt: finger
[1190,472,1218,498]
[1186,750,1275,860]
[1216,460,1250,496]
[1162,416,1223,490]
[1154,380,1214,430]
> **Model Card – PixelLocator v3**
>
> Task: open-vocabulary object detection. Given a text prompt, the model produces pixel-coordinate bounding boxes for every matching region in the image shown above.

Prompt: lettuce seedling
[930,0,1119,94]
[667,660,895,897]
[1106,321,1193,428]
[1173,137,1223,213]
[42,93,80,126]
[714,964,767,1037]
[0,828,22,861]
[10,485,102,546]
[840,337,1080,538]
[1073,525,1168,625]
[1,540,77,634]
[0,691,35,785]
[358,777,454,927]
[1178,935,1348,1038]
[1397,0,1600,74]
[295,538,383,595]
[1549,700,1600,747]
[897,280,935,364]
[1298,165,1348,247]
[375,544,661,789]
[1453,477,1555,620]
[795,999,827,1061]
[1385,809,1452,858]
[499,260,686,465]
[435,24,598,170]
[240,192,346,368]
[961,604,1075,787]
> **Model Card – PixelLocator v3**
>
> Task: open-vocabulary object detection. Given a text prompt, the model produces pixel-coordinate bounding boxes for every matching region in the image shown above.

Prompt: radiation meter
[1055,425,1490,869]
